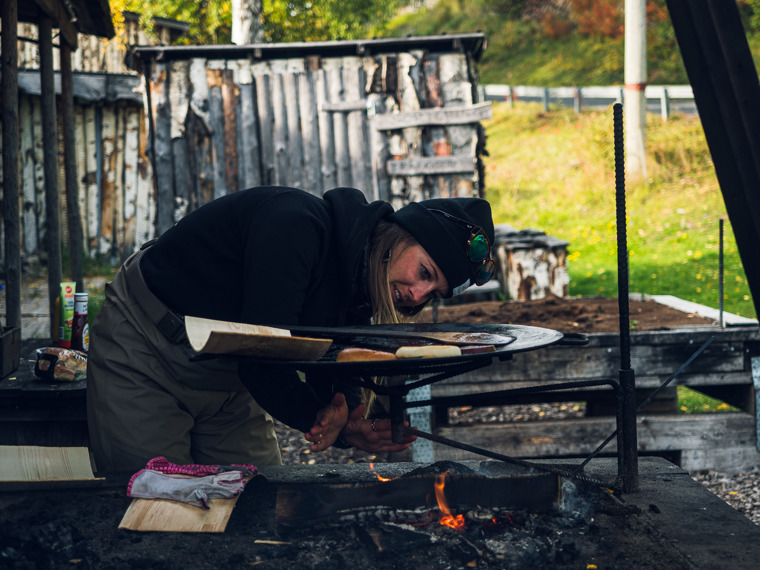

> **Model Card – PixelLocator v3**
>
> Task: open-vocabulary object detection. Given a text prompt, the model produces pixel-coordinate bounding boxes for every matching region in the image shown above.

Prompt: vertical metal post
[753,357,760,452]
[661,87,670,121]
[719,218,724,328]
[613,103,639,492]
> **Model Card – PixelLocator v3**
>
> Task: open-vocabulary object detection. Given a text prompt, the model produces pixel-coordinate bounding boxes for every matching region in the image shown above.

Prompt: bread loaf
[395,345,462,359]
[34,347,88,381]
[336,348,397,362]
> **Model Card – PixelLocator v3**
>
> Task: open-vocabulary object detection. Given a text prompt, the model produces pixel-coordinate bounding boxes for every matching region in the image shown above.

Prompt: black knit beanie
[388,198,495,297]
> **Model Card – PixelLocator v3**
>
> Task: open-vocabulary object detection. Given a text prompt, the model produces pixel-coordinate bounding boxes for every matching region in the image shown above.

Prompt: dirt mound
[427,296,716,333]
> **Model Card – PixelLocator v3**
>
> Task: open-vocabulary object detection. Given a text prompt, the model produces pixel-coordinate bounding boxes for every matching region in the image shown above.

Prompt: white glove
[127,469,246,509]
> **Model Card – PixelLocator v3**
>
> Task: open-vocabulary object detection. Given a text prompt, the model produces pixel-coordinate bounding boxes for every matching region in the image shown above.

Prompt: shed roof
[19,0,114,39]
[129,32,487,63]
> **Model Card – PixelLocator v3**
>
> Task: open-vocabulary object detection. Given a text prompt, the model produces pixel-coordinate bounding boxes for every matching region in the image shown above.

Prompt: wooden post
[624,0,648,183]
[2,0,21,331]
[39,17,63,339]
[314,69,337,193]
[299,71,323,196]
[61,41,84,291]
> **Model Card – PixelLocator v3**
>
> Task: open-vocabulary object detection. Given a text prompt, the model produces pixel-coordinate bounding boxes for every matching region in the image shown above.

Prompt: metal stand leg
[617,368,639,492]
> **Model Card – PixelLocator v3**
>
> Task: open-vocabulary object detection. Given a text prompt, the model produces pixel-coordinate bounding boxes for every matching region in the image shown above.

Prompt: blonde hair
[367,220,425,325]
[363,220,426,415]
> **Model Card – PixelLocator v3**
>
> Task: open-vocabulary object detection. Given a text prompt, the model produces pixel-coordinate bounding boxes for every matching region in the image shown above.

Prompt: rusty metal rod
[613,102,639,493]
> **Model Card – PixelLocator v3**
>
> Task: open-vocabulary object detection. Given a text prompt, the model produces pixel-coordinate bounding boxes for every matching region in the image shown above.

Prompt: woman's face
[387,243,449,307]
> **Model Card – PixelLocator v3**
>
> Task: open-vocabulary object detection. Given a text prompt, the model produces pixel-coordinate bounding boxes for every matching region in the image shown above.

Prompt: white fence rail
[479,84,696,119]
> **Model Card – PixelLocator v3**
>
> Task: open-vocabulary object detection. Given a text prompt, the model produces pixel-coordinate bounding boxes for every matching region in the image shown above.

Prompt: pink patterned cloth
[145,456,258,478]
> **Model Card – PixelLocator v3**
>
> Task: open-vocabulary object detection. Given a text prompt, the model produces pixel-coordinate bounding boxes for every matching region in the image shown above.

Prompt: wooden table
[0,339,88,447]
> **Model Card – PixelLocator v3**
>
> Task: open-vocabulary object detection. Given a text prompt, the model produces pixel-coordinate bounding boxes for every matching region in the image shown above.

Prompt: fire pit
[3,458,760,569]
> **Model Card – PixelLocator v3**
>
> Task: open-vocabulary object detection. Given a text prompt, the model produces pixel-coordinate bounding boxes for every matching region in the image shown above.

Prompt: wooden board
[433,412,760,473]
[184,316,332,361]
[0,445,103,488]
[118,493,242,533]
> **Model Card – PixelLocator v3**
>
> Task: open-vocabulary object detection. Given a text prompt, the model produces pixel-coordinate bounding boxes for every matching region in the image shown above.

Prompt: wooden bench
[427,321,760,473]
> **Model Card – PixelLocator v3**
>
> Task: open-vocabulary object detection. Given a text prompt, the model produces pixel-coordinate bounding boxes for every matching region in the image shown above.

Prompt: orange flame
[369,462,391,482]
[434,471,465,530]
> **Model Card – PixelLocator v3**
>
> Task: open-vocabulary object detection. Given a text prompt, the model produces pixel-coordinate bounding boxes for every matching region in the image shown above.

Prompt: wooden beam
[60,42,84,291]
[30,0,78,49]
[387,155,476,176]
[39,17,63,338]
[434,412,760,472]
[666,0,760,319]
[373,102,492,131]
[2,0,21,331]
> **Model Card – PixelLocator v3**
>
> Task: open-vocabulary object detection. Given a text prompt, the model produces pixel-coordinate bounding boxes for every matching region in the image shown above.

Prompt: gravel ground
[275,402,760,526]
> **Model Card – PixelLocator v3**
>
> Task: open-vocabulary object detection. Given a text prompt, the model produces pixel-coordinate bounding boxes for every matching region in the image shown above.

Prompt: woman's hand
[304,393,348,452]
[339,404,417,453]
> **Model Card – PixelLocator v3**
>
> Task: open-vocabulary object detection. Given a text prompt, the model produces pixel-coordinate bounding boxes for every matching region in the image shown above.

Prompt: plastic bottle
[71,292,89,352]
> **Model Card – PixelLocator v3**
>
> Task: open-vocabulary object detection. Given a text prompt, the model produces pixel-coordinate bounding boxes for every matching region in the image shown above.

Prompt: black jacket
[141,186,392,432]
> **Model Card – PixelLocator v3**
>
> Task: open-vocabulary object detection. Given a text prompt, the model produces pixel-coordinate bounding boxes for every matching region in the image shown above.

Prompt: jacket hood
[323,188,392,310]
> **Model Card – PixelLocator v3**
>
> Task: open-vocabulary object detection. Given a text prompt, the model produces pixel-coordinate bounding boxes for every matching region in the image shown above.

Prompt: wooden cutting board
[118,492,243,533]
[0,446,104,490]
[185,316,332,361]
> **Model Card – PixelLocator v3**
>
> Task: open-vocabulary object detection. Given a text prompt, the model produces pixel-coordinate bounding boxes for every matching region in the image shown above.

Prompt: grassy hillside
[482,101,755,319]
[382,1,758,319]
[385,0,760,86]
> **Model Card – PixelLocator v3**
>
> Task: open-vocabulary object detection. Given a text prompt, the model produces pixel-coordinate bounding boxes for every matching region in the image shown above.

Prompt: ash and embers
[0,470,693,570]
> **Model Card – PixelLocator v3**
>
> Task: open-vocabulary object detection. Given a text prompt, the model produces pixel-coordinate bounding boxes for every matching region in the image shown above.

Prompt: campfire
[269,460,626,567]
[275,460,567,530]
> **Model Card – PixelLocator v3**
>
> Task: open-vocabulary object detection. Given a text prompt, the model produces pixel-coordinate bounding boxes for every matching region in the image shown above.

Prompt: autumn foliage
[537,0,667,41]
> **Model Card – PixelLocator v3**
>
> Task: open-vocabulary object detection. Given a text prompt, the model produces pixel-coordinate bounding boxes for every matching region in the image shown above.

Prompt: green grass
[385,1,760,415]
[678,386,739,414]
[483,101,756,320]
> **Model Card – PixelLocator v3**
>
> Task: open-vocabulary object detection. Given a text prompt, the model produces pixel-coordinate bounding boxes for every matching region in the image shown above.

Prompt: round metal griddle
[252,323,564,376]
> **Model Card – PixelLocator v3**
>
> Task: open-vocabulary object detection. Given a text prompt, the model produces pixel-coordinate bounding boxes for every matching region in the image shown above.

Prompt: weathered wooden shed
[1,0,114,355]
[128,34,492,237]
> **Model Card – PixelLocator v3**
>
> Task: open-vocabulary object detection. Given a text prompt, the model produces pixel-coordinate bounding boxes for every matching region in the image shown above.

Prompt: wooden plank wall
[146,51,488,236]
[0,94,153,266]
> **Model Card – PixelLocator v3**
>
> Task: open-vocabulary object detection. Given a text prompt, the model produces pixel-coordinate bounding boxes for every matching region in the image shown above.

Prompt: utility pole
[625,0,647,183]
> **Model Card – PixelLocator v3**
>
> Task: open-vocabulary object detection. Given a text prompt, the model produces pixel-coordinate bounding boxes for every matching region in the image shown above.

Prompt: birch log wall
[0,74,152,267]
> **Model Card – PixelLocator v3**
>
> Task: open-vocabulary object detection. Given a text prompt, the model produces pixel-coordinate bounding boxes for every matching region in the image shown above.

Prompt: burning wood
[369,462,392,482]
[274,461,561,529]
[434,470,465,530]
